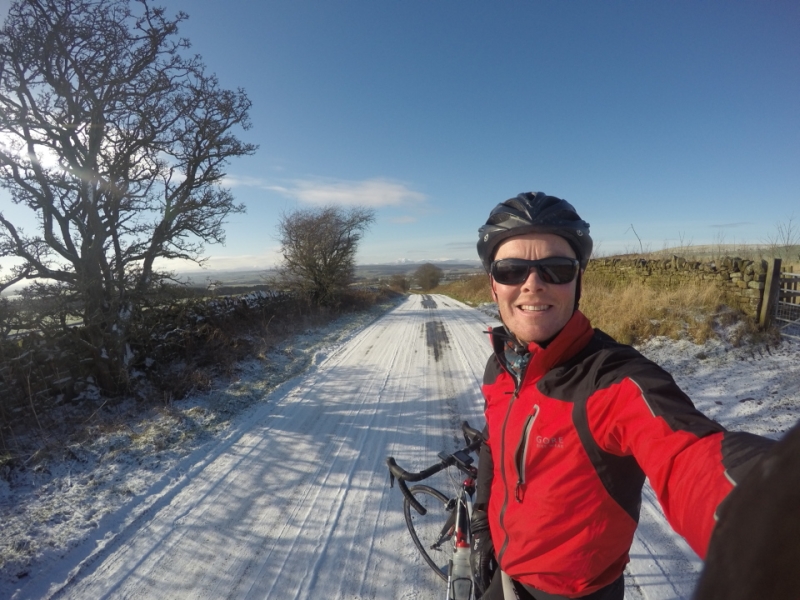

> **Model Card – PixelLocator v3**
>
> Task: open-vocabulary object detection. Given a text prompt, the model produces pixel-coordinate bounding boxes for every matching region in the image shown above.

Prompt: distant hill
[174,260,484,289]
[175,269,277,287]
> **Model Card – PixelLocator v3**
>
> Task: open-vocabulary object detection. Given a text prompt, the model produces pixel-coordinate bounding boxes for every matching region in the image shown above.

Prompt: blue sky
[2,1,799,272]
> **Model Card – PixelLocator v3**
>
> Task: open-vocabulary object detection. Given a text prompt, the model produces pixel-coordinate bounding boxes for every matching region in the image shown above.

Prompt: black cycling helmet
[477,192,593,272]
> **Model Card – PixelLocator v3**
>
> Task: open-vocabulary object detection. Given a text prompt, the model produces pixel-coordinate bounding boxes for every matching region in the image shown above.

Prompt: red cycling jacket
[479,310,772,597]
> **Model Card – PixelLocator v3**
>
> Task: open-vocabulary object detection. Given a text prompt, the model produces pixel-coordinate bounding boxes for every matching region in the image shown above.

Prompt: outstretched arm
[694,420,800,600]
[588,364,775,558]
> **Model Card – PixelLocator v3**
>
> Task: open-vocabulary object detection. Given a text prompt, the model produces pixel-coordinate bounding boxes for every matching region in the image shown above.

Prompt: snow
[1,294,798,599]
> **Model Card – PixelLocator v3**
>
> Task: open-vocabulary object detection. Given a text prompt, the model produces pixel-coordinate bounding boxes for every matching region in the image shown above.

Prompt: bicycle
[386,421,484,600]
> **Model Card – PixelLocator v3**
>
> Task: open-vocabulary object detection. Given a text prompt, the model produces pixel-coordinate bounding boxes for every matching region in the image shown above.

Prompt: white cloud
[223,174,426,209]
[389,215,417,224]
[284,177,426,208]
[220,174,270,188]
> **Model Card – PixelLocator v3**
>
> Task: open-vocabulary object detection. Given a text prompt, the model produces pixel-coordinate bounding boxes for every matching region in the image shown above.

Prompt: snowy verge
[0,297,403,594]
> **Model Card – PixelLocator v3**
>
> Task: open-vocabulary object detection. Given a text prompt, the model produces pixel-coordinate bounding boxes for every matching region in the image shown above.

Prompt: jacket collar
[490,310,594,381]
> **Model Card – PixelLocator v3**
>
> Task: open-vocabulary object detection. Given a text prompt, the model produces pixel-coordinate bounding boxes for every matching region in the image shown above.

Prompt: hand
[470,509,497,596]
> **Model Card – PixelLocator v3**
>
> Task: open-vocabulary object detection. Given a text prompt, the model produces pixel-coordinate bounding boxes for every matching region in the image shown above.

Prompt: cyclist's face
[491,233,578,346]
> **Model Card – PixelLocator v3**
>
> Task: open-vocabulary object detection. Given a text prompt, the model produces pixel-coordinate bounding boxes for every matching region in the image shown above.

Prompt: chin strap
[574,270,583,311]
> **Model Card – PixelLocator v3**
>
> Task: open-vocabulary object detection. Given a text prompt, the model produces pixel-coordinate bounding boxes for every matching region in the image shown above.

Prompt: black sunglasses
[490,257,580,286]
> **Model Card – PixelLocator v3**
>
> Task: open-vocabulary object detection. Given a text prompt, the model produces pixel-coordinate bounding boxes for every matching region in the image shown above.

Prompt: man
[469,192,774,600]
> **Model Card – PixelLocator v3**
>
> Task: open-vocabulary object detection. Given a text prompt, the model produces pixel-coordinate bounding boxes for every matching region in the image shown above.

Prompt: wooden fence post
[759,258,782,329]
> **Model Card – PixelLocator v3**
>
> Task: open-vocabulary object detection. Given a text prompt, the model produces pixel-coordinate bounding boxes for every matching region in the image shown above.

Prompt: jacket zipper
[496,353,531,565]
[514,405,540,502]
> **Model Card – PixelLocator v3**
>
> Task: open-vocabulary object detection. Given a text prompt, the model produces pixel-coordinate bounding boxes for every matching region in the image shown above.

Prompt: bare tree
[624,224,644,255]
[763,214,800,262]
[415,263,443,290]
[712,229,727,260]
[677,231,693,257]
[277,205,375,306]
[0,0,256,393]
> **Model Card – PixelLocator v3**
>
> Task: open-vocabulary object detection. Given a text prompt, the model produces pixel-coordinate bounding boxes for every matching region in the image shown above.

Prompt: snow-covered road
[8,294,800,599]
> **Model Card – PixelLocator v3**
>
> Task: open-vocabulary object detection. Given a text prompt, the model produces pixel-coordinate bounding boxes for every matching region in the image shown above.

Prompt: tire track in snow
[259,297,432,598]
[246,319,407,597]
[290,318,405,599]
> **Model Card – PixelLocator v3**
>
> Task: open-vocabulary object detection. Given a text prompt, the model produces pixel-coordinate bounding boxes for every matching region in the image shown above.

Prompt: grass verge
[580,272,769,346]
[432,271,774,347]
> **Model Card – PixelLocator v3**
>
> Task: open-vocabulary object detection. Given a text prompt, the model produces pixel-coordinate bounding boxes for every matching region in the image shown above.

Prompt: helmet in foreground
[477,192,593,272]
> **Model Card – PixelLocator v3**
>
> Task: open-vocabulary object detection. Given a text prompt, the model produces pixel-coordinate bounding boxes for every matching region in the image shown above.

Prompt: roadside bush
[0,287,396,466]
[388,274,411,293]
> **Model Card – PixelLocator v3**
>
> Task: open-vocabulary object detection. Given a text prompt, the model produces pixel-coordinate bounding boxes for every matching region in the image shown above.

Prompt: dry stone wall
[0,290,299,429]
[587,255,768,319]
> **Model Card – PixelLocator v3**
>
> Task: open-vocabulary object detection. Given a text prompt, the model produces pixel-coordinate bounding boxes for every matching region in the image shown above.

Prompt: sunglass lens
[540,262,577,284]
[492,261,529,285]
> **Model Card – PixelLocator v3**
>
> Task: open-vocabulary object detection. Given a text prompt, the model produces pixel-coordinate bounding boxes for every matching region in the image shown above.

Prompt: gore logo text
[536,435,564,448]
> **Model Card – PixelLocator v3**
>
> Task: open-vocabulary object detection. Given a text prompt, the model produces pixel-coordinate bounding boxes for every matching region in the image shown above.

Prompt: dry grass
[580,272,763,346]
[433,271,768,347]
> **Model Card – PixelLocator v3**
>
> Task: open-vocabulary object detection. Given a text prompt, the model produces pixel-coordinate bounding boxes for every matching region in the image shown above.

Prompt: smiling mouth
[518,304,550,312]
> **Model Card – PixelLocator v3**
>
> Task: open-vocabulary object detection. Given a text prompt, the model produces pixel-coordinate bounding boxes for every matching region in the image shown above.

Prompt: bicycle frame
[447,475,475,600]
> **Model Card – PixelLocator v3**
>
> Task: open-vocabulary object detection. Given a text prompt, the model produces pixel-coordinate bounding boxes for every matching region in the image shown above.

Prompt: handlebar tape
[462,421,485,446]
[386,456,451,515]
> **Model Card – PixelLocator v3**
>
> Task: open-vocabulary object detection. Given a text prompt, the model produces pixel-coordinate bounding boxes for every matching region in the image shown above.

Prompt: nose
[520,267,546,291]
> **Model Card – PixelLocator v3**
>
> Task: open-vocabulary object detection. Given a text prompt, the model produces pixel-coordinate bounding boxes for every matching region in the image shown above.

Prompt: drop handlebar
[386,421,484,515]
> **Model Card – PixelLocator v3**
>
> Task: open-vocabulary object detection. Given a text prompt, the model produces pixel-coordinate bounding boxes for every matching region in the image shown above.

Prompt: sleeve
[586,362,775,558]
[693,420,800,599]
[474,425,493,512]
